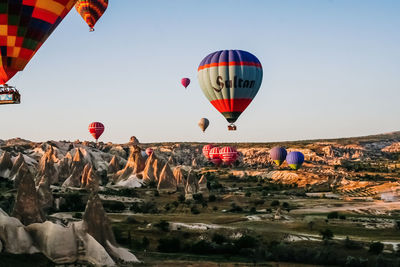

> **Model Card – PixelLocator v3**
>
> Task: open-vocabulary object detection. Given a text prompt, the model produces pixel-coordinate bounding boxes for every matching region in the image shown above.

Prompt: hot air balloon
[198,50,263,130]
[220,146,238,165]
[198,118,209,132]
[0,0,77,104]
[270,147,287,166]
[286,151,304,170]
[181,78,190,89]
[75,0,108,32]
[209,147,222,166]
[202,144,214,160]
[88,122,104,142]
[146,148,154,156]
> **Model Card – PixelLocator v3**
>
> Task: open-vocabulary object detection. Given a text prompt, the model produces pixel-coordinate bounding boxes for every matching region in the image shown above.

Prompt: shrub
[59,192,85,212]
[193,193,204,203]
[178,194,185,203]
[154,220,170,232]
[229,203,243,213]
[212,206,218,211]
[126,216,139,224]
[369,242,384,254]
[282,202,290,209]
[191,205,200,215]
[130,201,159,214]
[191,240,213,254]
[339,214,346,220]
[208,194,217,202]
[245,191,251,197]
[73,212,82,219]
[344,236,362,250]
[157,237,181,253]
[212,233,227,245]
[320,229,334,241]
[103,201,125,213]
[154,190,160,197]
[271,200,280,207]
[142,236,150,250]
[327,211,339,219]
[234,235,258,249]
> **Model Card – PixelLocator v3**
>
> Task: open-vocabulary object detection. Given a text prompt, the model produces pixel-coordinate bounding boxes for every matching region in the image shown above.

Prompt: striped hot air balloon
[0,0,77,85]
[270,147,287,166]
[286,151,305,170]
[220,146,238,165]
[197,50,263,130]
[209,147,222,166]
[88,122,104,142]
[146,147,153,156]
[75,0,108,32]
[181,78,190,88]
[202,144,214,160]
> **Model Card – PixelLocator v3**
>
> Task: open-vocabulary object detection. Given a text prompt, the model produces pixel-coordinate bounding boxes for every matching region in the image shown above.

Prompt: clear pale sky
[1,0,399,143]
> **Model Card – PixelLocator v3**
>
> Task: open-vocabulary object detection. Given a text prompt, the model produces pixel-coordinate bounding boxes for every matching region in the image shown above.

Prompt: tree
[320,229,334,244]
[369,242,384,255]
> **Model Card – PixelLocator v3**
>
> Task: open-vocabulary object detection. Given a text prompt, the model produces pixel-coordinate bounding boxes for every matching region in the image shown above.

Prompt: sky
[1,0,400,143]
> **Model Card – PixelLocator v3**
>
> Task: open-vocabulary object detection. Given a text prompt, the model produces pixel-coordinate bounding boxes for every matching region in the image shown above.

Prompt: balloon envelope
[270,147,287,166]
[202,144,214,159]
[75,0,108,31]
[198,118,209,132]
[209,147,222,166]
[220,146,238,165]
[88,122,104,141]
[181,78,190,88]
[146,148,153,156]
[197,50,263,124]
[286,151,304,170]
[0,0,77,84]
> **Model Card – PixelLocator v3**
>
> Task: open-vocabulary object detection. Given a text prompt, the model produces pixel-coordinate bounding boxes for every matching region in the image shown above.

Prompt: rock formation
[142,152,164,185]
[191,158,198,168]
[198,175,209,196]
[113,146,145,183]
[58,152,72,183]
[36,146,59,186]
[81,164,100,192]
[107,155,120,175]
[9,153,25,180]
[12,164,45,225]
[157,162,177,193]
[173,166,186,190]
[0,151,13,178]
[185,170,198,199]
[62,149,85,188]
[36,173,53,212]
[129,136,140,144]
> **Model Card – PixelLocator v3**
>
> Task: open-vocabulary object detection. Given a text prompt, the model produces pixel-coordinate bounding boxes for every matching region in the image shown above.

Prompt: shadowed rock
[198,175,209,195]
[62,149,85,188]
[173,166,186,191]
[107,155,120,175]
[12,164,45,226]
[81,164,100,192]
[185,170,198,199]
[0,151,13,178]
[157,162,177,193]
[36,146,59,185]
[58,152,72,183]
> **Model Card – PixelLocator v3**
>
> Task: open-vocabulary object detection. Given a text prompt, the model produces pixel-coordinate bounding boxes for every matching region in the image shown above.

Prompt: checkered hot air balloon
[197,50,263,131]
[209,147,222,166]
[219,146,238,165]
[75,0,108,32]
[286,151,305,170]
[0,0,77,85]
[88,122,104,142]
[270,147,287,166]
[202,144,214,160]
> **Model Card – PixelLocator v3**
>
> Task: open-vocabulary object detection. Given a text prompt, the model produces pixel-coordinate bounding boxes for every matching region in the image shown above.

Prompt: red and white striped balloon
[146,147,154,156]
[220,146,238,165]
[202,144,214,160]
[209,147,222,166]
[88,122,104,141]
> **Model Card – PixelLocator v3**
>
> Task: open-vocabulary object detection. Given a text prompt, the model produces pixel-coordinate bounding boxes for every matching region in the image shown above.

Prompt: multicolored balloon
[270,147,287,166]
[219,146,238,165]
[198,118,209,132]
[209,147,222,166]
[197,50,263,130]
[202,144,214,160]
[286,151,304,170]
[75,0,108,31]
[181,78,190,88]
[88,122,104,142]
[145,148,154,156]
[0,0,77,85]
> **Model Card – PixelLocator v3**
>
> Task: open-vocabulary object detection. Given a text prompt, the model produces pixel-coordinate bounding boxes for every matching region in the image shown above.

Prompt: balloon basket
[228,124,237,131]
[0,84,21,105]
[89,28,95,32]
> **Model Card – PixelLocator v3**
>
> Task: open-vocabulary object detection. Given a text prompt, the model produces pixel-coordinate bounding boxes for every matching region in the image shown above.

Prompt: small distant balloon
[219,146,238,165]
[198,118,209,132]
[146,148,154,156]
[286,151,304,170]
[88,122,104,142]
[270,147,287,166]
[75,0,109,31]
[181,78,191,89]
[209,147,222,166]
